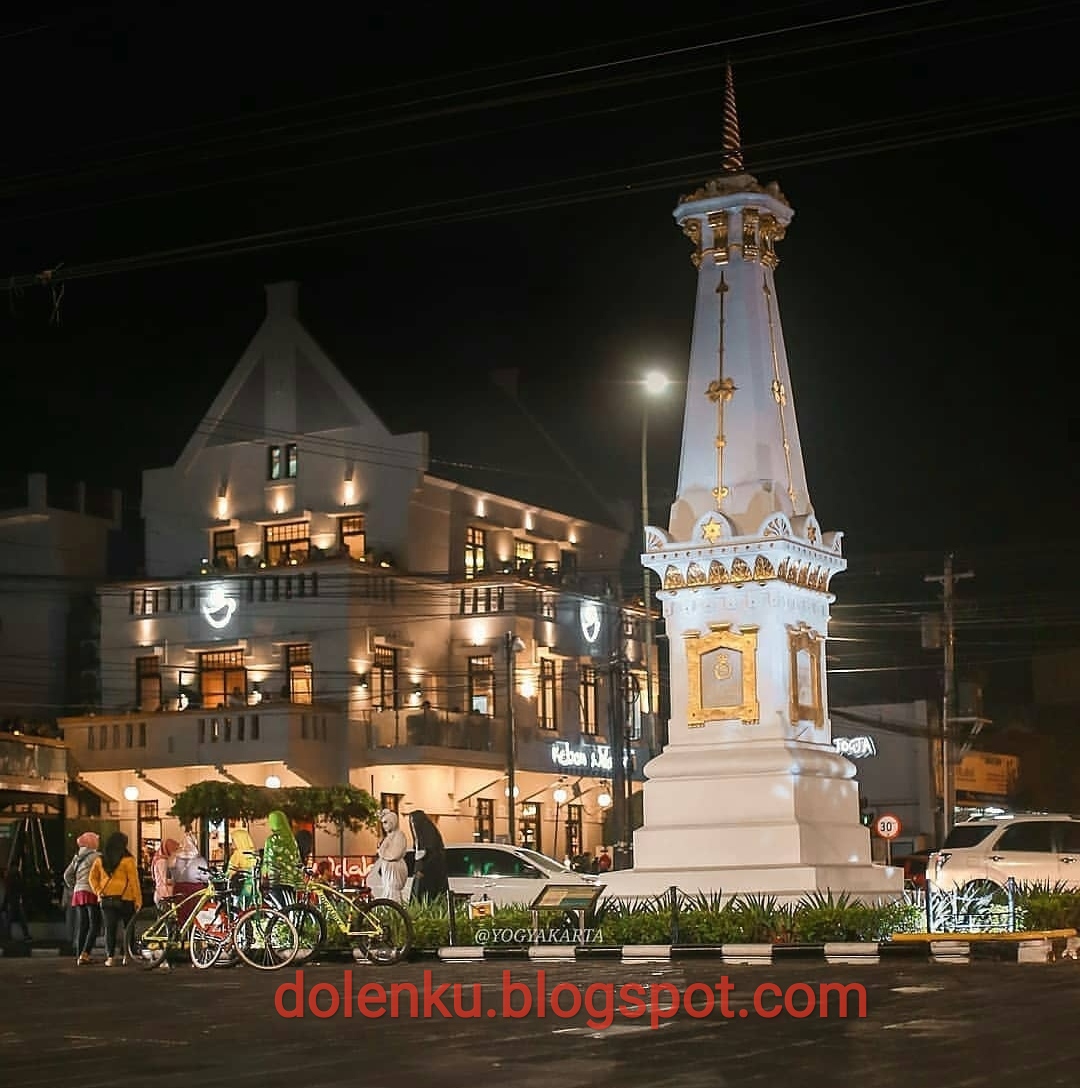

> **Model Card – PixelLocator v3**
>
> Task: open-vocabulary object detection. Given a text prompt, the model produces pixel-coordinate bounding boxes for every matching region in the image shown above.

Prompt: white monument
[603,66,901,902]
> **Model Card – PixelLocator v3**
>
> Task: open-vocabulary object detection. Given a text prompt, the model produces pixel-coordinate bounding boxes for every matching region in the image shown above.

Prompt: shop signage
[314,855,375,887]
[580,600,602,644]
[202,585,237,629]
[833,735,877,759]
[549,740,627,772]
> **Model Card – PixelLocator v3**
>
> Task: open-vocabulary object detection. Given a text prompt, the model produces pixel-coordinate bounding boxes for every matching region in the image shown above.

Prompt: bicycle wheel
[279,902,326,962]
[233,908,298,971]
[354,898,413,966]
[126,909,173,968]
[189,926,225,969]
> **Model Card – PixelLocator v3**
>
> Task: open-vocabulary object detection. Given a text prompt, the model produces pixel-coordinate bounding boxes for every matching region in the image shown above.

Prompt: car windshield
[514,848,574,875]
[942,824,997,848]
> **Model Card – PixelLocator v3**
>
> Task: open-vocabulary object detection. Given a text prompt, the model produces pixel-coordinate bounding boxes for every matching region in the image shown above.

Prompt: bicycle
[276,871,413,965]
[126,855,299,971]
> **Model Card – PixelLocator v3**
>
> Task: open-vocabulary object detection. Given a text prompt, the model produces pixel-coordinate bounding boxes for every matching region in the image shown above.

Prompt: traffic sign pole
[874,814,902,868]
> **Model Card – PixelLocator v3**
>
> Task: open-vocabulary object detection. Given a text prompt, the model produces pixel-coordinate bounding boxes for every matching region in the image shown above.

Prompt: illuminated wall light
[524,512,534,531]
[216,495,229,520]
[553,787,568,805]
[123,785,140,802]
[597,791,613,809]
[312,533,335,551]
[476,498,486,517]
[520,676,536,699]
[504,785,520,798]
[568,529,578,545]
[343,480,356,505]
[265,775,282,789]
[241,544,260,558]
[274,496,286,515]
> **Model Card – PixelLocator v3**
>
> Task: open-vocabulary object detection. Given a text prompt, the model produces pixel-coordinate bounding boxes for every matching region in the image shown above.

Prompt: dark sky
[2,1,1078,711]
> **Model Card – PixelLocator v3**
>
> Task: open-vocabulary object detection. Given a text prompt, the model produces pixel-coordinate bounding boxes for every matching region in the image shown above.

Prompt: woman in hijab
[88,832,142,966]
[64,831,101,965]
[263,810,303,909]
[373,810,408,903]
[226,828,257,906]
[408,810,449,903]
[170,832,209,926]
[151,838,180,906]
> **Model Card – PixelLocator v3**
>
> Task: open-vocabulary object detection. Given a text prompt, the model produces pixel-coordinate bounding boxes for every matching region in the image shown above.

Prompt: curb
[420,937,1080,965]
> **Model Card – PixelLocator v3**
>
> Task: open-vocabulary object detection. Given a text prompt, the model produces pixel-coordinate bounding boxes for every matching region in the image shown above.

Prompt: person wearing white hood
[373,810,408,903]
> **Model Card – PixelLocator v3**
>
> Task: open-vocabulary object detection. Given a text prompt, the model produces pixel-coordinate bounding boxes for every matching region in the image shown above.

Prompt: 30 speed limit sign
[875,813,902,840]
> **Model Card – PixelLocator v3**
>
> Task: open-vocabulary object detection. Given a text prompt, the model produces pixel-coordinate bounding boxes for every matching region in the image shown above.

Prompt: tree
[168,781,270,828]
[280,785,380,861]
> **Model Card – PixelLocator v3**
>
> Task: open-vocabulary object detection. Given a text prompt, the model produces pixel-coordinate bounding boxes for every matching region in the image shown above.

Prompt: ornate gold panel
[788,623,824,728]
[686,623,760,727]
[777,558,789,581]
[687,562,706,586]
[707,210,729,264]
[680,218,703,268]
[730,557,752,582]
[760,214,785,269]
[707,560,726,584]
[753,555,775,581]
[741,208,760,262]
[664,565,685,590]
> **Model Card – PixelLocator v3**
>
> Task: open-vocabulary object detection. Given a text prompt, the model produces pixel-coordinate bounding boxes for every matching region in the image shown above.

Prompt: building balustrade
[0,733,69,795]
[363,708,497,753]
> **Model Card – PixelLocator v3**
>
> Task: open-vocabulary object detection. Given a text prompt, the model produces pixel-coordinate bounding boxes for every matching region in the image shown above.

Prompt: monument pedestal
[600,736,903,904]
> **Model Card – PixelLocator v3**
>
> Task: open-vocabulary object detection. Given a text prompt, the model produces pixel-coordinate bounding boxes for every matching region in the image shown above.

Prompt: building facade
[60,282,654,864]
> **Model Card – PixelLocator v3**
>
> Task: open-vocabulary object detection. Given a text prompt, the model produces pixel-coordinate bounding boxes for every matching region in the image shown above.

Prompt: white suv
[927,813,1080,893]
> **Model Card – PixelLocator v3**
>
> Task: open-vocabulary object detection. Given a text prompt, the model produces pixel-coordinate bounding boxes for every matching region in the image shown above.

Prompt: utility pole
[925,554,974,841]
[641,407,657,760]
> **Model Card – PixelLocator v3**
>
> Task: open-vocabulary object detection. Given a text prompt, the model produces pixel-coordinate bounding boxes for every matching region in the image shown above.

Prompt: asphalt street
[4,953,1080,1087]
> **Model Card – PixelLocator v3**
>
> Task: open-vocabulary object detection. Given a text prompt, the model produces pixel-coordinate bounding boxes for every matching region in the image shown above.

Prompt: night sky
[2,2,1078,717]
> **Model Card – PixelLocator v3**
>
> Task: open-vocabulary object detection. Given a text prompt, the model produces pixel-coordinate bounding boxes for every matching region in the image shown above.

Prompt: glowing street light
[123,785,140,802]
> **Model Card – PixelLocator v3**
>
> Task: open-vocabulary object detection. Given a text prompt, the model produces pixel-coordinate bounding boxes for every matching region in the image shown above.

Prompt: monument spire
[720,61,744,175]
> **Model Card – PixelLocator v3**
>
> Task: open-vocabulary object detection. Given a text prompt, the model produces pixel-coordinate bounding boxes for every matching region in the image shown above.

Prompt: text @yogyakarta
[275,970,869,1030]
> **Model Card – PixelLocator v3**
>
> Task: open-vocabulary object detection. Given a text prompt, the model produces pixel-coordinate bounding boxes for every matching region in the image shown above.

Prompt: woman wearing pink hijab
[63,832,101,965]
[151,838,180,905]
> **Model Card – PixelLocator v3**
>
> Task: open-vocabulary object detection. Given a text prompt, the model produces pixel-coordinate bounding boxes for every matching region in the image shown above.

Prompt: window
[286,644,313,704]
[373,646,398,711]
[1060,822,1080,854]
[380,792,403,814]
[213,530,238,571]
[539,595,556,620]
[519,802,542,852]
[446,847,542,880]
[474,799,494,842]
[468,655,496,716]
[199,649,246,709]
[339,515,366,559]
[265,521,310,566]
[561,550,578,578]
[580,665,598,735]
[268,443,298,480]
[465,527,486,580]
[564,804,583,859]
[539,658,557,730]
[138,722,147,748]
[136,656,162,712]
[514,539,535,572]
[130,589,159,616]
[942,824,996,849]
[996,822,1055,853]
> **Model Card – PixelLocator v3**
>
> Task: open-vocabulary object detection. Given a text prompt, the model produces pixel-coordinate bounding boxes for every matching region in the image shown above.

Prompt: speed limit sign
[875,814,902,840]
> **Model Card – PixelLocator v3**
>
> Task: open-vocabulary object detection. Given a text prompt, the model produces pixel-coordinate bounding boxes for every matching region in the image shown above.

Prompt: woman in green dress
[263,810,304,909]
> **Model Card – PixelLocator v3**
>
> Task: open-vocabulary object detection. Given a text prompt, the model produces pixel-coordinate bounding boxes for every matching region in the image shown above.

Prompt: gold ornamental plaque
[685,623,759,727]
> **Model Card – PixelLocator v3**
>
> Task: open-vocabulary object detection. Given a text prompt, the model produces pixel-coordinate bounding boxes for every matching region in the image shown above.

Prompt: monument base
[597,861,903,905]
[598,736,905,904]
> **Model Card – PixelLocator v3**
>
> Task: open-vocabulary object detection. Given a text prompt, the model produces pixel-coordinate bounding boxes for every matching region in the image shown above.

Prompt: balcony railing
[363,708,498,752]
[0,734,68,795]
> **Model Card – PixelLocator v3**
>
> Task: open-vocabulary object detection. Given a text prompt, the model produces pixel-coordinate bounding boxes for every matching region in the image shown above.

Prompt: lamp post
[641,370,669,759]
[505,631,526,844]
[553,786,568,860]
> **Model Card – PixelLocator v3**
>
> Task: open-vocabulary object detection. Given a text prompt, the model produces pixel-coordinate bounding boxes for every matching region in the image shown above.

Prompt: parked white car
[927,813,1080,894]
[442,843,602,907]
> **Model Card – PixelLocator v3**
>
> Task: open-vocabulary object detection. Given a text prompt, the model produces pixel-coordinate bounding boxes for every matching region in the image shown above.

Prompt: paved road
[4,953,1080,1087]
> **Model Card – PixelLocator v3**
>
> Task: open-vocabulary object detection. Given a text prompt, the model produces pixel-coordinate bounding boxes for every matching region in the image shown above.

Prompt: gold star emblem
[701,518,723,543]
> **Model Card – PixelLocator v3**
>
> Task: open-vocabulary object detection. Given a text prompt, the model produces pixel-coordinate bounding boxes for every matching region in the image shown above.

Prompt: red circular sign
[875,813,902,840]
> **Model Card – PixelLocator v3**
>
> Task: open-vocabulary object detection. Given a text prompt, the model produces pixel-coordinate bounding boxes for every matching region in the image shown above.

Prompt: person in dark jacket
[408,810,448,903]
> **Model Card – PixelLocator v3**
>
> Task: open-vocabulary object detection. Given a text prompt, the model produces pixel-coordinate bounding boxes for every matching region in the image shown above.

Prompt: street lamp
[641,369,669,759]
[505,632,526,843]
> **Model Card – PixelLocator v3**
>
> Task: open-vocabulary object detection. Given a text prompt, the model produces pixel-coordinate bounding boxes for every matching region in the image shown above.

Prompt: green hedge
[404,890,926,947]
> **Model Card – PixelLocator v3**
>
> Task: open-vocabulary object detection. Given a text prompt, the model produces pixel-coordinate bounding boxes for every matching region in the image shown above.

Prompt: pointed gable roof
[176,282,400,470]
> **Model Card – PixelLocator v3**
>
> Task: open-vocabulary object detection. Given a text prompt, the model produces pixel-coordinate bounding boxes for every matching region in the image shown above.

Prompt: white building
[60,282,654,864]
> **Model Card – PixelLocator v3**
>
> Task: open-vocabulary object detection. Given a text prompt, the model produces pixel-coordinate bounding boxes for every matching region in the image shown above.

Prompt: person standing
[408,810,448,903]
[64,832,102,965]
[373,811,408,903]
[263,811,304,910]
[151,839,180,906]
[89,832,142,966]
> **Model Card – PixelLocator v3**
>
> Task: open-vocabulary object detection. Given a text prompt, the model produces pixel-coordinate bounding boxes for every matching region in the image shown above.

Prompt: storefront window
[565,804,583,859]
[199,650,246,709]
[519,802,542,852]
[474,798,494,842]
